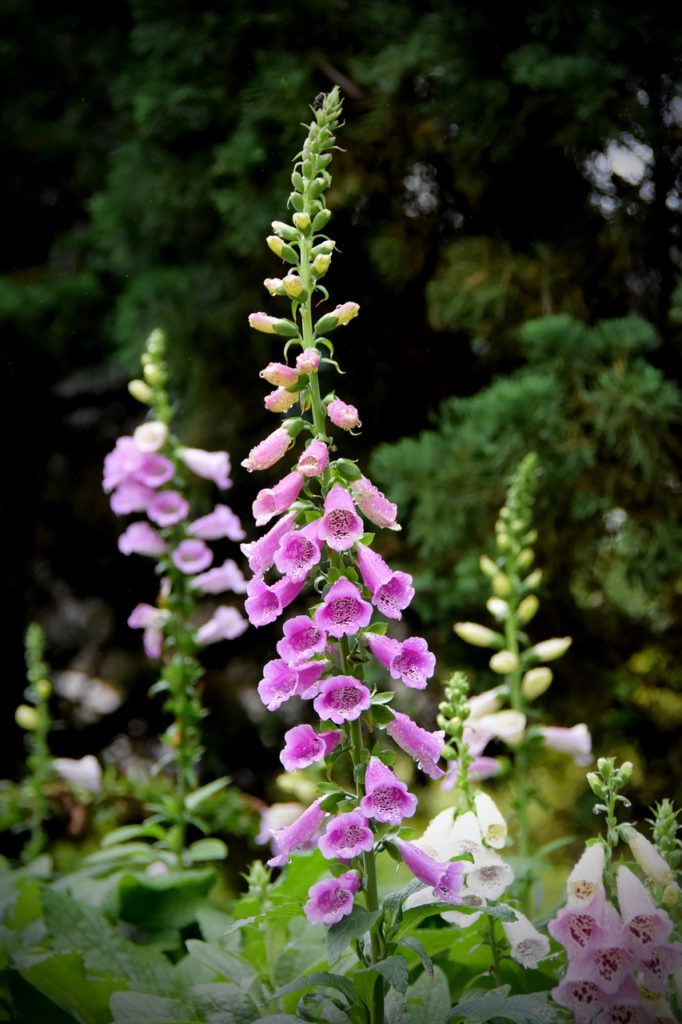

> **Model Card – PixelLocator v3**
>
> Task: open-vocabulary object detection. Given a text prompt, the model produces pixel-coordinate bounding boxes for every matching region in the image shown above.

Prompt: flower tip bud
[35,679,52,700]
[128,379,153,404]
[15,704,38,730]
[143,363,162,385]
[479,555,498,578]
[530,637,572,662]
[619,760,634,780]
[492,572,512,597]
[662,883,680,907]
[521,666,553,700]
[517,594,539,625]
[292,211,310,231]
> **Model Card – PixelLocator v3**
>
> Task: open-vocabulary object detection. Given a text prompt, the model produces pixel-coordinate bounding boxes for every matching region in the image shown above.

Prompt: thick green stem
[506,609,533,912]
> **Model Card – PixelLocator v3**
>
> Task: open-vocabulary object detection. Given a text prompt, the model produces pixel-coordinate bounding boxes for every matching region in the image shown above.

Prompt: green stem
[487,917,501,981]
[506,609,532,913]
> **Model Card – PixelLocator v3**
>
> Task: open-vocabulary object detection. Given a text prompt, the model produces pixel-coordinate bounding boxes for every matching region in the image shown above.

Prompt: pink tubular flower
[172,539,213,575]
[178,447,231,490]
[196,606,248,645]
[273,521,323,582]
[551,977,610,1023]
[118,521,167,557]
[394,840,465,905]
[501,912,551,969]
[252,471,305,527]
[132,421,167,452]
[296,349,320,373]
[538,723,592,766]
[189,504,245,542]
[318,484,364,552]
[616,865,674,954]
[366,633,435,690]
[241,511,297,576]
[359,757,417,825]
[135,453,176,489]
[103,436,144,492]
[356,543,414,620]
[241,426,293,472]
[313,579,373,638]
[267,798,327,868]
[327,398,361,431]
[109,481,155,516]
[313,676,371,724]
[276,615,328,666]
[318,809,374,860]
[147,490,190,526]
[566,844,607,910]
[548,904,607,959]
[333,301,360,325]
[264,387,299,413]
[260,361,299,386]
[245,576,306,627]
[191,558,247,594]
[127,603,170,659]
[257,659,325,711]
[385,711,445,780]
[279,724,341,771]
[350,475,400,531]
[297,439,329,477]
[304,871,360,925]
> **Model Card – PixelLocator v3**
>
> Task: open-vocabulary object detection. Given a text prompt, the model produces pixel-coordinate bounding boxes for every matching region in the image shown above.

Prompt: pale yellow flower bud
[128,379,152,404]
[282,273,303,298]
[486,597,508,620]
[474,792,508,849]
[524,568,543,589]
[492,572,512,597]
[517,548,534,570]
[489,650,519,674]
[621,826,674,884]
[662,883,680,908]
[521,666,553,700]
[312,253,331,275]
[35,679,52,700]
[453,622,502,648]
[517,594,539,624]
[292,211,310,231]
[479,555,497,578]
[143,362,161,386]
[529,637,572,662]
[15,704,38,730]
[266,235,285,256]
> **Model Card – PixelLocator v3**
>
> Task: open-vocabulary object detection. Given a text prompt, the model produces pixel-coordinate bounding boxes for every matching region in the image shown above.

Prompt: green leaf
[185,940,257,987]
[187,838,228,862]
[447,986,557,1023]
[20,951,121,1024]
[185,778,229,812]
[397,936,433,978]
[327,905,381,966]
[110,991,195,1023]
[117,868,216,931]
[101,824,167,847]
[406,966,451,1024]
[191,982,260,1024]
[357,955,408,995]
[275,970,356,1005]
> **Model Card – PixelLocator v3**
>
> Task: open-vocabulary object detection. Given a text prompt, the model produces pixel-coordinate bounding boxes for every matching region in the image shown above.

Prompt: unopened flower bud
[524,568,543,589]
[489,650,519,674]
[128,379,152,404]
[662,883,680,907]
[15,704,38,730]
[133,421,168,453]
[328,398,361,431]
[248,312,299,338]
[296,349,320,373]
[143,362,162,386]
[312,253,332,275]
[620,825,674,884]
[316,301,360,334]
[264,387,299,413]
[517,594,539,624]
[453,622,503,648]
[492,572,512,597]
[521,666,553,699]
[440,744,456,760]
[586,772,603,795]
[486,597,508,620]
[146,327,164,353]
[271,220,298,240]
[282,273,304,298]
[264,277,284,295]
[35,679,52,700]
[516,548,534,570]
[618,760,634,782]
[292,211,310,231]
[479,555,497,578]
[529,637,572,662]
[496,532,510,551]
[260,362,299,387]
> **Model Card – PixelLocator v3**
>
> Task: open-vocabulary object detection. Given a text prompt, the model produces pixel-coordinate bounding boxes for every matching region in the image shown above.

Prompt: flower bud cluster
[453,453,591,768]
[243,91,447,931]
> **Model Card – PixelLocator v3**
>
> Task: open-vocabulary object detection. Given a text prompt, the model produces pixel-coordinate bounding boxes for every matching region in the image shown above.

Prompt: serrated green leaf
[327,905,381,966]
[185,940,256,987]
[358,955,408,995]
[20,951,121,1024]
[397,936,433,978]
[448,986,557,1023]
[407,965,451,1024]
[110,991,195,1023]
[190,982,259,1023]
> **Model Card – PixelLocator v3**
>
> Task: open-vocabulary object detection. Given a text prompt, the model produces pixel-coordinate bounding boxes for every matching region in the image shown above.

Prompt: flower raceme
[241,88,448,938]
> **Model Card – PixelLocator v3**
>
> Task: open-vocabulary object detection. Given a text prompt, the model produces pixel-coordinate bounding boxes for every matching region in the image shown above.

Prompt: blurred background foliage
[3,0,681,845]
